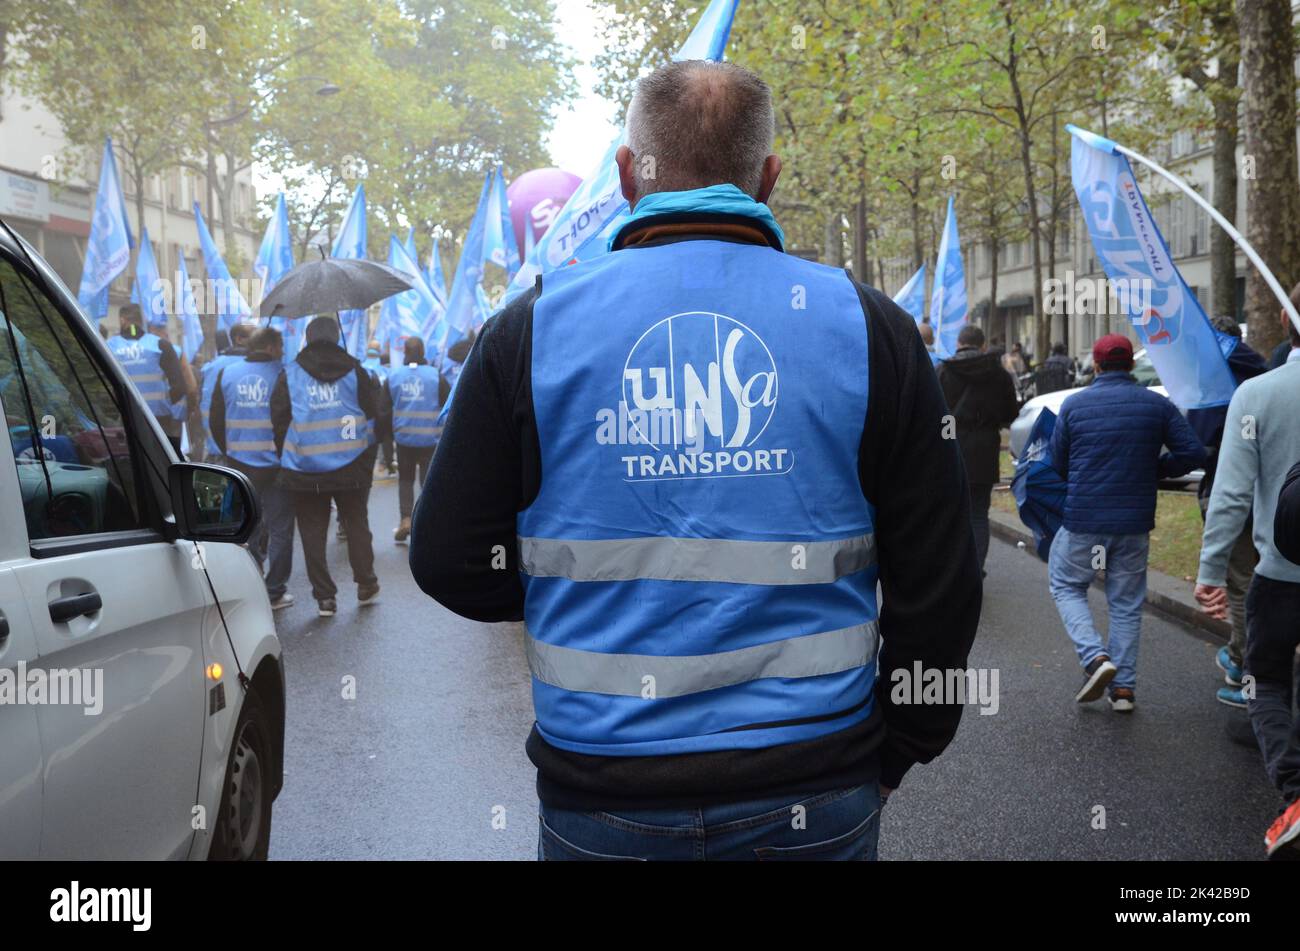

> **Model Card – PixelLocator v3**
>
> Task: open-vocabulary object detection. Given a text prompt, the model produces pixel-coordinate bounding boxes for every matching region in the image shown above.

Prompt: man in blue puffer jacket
[1047,333,1206,711]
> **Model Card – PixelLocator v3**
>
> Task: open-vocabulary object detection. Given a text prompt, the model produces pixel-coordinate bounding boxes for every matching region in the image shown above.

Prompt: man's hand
[1195,583,1229,620]
[880,784,894,803]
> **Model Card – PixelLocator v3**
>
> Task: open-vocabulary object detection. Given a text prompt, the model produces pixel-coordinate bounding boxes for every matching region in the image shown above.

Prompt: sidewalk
[988,501,1231,642]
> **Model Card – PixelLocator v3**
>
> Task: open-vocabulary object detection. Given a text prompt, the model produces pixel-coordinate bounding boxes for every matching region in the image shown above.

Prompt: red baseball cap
[1092,333,1134,367]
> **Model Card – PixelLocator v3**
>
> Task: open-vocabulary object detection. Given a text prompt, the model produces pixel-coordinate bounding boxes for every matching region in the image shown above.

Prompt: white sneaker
[269,592,295,612]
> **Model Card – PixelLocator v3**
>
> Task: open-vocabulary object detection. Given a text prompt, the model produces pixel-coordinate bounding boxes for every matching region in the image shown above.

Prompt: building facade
[0,87,260,339]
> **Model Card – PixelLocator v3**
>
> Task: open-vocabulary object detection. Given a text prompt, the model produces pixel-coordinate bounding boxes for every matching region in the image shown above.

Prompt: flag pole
[1067,124,1300,338]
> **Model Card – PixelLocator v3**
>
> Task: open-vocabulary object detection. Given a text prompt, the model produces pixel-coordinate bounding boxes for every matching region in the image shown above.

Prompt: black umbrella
[258,257,415,319]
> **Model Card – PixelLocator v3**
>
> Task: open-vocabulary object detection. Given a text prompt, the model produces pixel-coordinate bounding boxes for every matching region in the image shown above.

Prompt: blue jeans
[538,784,882,861]
[1048,527,1149,690]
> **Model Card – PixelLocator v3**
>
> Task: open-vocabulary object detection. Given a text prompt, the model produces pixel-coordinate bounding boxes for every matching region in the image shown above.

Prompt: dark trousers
[240,465,294,599]
[397,442,435,519]
[1245,574,1300,804]
[293,488,377,601]
[969,482,993,572]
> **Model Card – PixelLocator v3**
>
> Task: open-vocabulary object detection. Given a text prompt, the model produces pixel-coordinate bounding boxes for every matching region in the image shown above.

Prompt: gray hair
[625,60,774,199]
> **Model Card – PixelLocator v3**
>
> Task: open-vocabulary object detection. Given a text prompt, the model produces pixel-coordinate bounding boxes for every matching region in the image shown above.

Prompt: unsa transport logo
[306,379,340,410]
[616,311,791,481]
[235,374,269,405]
[399,376,424,403]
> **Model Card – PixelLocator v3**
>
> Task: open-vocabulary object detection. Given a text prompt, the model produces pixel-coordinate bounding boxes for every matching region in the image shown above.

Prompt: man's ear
[756,154,782,204]
[616,145,638,208]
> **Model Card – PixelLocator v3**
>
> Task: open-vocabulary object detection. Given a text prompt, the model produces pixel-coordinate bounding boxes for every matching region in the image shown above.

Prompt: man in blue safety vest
[272,315,387,617]
[410,60,981,861]
[197,322,253,463]
[385,336,443,545]
[210,326,295,612]
[105,303,189,455]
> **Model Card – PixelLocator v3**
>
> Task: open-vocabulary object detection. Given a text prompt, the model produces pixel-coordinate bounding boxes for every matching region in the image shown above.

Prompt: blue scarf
[609,184,785,251]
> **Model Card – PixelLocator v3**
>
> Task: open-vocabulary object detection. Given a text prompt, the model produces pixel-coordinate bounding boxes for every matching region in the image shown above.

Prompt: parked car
[1007,349,1202,489]
[0,219,284,859]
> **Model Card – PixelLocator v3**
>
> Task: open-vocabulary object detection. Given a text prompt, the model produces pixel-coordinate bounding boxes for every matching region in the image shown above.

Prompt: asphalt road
[269,479,1282,860]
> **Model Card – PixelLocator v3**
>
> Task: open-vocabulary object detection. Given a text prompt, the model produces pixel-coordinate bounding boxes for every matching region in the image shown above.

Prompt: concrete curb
[987,501,1231,643]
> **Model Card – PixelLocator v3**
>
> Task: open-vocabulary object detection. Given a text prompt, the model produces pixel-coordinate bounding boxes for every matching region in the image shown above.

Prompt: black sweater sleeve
[853,285,982,788]
[210,368,228,455]
[409,288,540,621]
[270,370,290,454]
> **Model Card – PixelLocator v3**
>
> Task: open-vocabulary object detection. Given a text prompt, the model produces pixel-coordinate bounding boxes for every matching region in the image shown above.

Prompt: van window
[0,255,145,539]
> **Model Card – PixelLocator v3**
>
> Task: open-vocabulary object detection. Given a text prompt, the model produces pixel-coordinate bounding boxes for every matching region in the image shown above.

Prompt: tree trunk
[1237,0,1300,351]
[1210,55,1240,320]
[988,236,1001,345]
[853,196,868,281]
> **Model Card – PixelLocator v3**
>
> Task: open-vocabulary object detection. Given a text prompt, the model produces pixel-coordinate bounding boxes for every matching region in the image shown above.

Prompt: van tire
[209,688,274,861]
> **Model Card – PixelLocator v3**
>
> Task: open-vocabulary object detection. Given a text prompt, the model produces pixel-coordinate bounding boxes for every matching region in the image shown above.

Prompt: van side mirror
[168,463,260,545]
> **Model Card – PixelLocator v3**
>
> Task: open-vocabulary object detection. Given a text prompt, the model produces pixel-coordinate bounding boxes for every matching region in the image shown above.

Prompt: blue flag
[930,197,968,359]
[443,173,492,341]
[482,166,521,279]
[522,217,535,263]
[381,235,443,368]
[176,253,203,362]
[193,201,252,333]
[332,184,369,358]
[1068,125,1235,410]
[253,192,300,359]
[78,138,133,321]
[403,228,419,271]
[504,0,739,299]
[131,226,167,329]
[254,193,295,295]
[892,264,926,324]
[426,238,448,307]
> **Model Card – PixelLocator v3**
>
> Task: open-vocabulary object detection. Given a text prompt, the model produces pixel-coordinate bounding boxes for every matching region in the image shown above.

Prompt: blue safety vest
[362,355,388,385]
[518,239,878,757]
[107,332,171,418]
[201,352,242,455]
[387,363,442,448]
[218,357,282,468]
[281,363,369,472]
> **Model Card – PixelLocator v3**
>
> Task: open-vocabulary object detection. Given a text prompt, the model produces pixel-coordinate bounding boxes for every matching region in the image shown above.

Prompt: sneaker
[357,583,380,606]
[1215,646,1244,687]
[1108,687,1135,712]
[1076,655,1117,702]
[317,598,337,618]
[1265,799,1300,859]
[269,592,295,612]
[394,517,411,545]
[1216,686,1247,709]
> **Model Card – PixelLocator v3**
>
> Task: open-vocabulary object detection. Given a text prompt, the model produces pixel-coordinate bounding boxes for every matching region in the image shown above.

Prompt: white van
[0,220,284,860]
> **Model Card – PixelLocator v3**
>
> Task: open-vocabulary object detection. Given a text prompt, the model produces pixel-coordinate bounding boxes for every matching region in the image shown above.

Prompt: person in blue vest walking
[209,327,295,612]
[410,60,981,861]
[197,322,253,464]
[105,303,189,455]
[363,338,396,476]
[272,315,386,617]
[385,337,443,545]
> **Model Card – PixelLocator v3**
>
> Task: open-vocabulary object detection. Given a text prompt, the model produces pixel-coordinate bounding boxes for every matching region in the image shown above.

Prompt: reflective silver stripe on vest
[526,620,878,698]
[399,410,441,419]
[518,533,875,585]
[130,372,164,382]
[292,417,356,432]
[226,420,273,429]
[227,439,277,451]
[283,439,368,455]
[400,426,441,435]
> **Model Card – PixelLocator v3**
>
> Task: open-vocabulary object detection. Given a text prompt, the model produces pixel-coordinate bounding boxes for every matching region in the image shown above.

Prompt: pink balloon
[506,168,582,252]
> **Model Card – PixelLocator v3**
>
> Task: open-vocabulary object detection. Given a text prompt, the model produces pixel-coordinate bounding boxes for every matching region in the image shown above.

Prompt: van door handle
[48,592,102,623]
